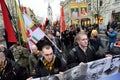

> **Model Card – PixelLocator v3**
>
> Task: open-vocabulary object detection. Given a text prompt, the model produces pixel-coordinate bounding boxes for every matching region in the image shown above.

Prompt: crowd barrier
[33,55,120,80]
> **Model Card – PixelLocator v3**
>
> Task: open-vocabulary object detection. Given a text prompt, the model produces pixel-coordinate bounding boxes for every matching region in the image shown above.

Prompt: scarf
[0,61,7,72]
[42,56,55,71]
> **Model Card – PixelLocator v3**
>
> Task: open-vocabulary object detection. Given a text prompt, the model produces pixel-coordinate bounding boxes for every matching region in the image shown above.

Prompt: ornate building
[47,3,53,23]
[60,0,89,27]
[61,0,120,28]
[110,0,120,28]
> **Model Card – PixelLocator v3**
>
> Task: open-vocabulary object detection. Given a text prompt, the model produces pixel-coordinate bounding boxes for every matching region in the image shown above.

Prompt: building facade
[110,0,120,28]
[47,3,53,23]
[61,0,120,29]
[60,0,91,27]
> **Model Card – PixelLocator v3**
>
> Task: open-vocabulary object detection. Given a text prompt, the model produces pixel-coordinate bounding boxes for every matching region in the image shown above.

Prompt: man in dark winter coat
[27,42,65,80]
[0,44,14,61]
[46,31,62,54]
[67,32,103,69]
[0,51,28,80]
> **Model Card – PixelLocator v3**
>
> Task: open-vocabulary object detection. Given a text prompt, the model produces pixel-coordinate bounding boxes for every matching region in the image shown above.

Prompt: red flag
[60,6,66,32]
[0,0,17,42]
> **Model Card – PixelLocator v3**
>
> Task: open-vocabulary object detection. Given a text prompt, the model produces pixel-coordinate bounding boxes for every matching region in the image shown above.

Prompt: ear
[76,40,79,44]
[41,51,44,56]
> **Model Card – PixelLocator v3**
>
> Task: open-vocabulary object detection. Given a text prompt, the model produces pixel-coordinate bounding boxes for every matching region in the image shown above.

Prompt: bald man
[29,45,41,75]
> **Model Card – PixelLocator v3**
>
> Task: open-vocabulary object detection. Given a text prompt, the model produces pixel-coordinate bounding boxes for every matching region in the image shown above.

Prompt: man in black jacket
[46,31,62,55]
[67,32,102,69]
[0,44,15,61]
[0,51,28,80]
[27,42,65,80]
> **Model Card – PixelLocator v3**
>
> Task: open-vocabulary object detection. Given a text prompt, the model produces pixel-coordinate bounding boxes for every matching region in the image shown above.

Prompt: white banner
[33,55,120,80]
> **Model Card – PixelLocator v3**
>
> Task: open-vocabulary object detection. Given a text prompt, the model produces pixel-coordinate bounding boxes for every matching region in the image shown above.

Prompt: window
[100,0,103,6]
[115,0,120,2]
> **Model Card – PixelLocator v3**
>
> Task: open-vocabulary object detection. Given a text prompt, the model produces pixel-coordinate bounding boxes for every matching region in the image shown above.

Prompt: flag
[23,13,46,51]
[0,0,17,42]
[43,18,51,30]
[60,6,66,32]
[15,0,28,42]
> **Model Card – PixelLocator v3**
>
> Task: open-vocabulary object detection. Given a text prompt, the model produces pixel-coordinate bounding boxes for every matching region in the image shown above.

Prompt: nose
[48,55,52,59]
[85,39,88,43]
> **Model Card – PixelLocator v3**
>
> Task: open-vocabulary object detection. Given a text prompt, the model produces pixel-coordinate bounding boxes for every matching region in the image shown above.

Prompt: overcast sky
[19,0,65,22]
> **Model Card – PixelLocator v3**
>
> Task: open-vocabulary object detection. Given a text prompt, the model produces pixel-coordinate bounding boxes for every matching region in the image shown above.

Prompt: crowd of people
[0,20,119,80]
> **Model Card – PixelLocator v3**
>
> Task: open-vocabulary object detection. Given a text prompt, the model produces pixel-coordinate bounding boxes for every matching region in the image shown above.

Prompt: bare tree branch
[91,0,98,15]
[99,0,111,13]
[90,0,112,17]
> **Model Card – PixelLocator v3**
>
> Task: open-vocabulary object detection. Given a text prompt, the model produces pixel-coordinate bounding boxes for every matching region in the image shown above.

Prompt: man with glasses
[27,41,65,80]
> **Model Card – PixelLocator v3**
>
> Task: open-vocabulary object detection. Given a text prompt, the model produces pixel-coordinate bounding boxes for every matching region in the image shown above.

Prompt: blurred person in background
[0,44,14,61]
[106,27,117,52]
[89,29,104,52]
[29,44,41,75]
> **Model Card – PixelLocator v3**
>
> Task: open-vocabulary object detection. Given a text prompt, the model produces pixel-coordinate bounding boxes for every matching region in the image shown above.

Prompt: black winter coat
[3,48,15,61]
[0,58,28,80]
[67,46,98,69]
[34,56,64,78]
[52,37,62,54]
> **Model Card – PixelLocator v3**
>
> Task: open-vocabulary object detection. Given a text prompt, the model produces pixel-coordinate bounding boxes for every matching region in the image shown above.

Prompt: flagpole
[22,12,61,52]
[45,35,61,52]
[18,0,21,10]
